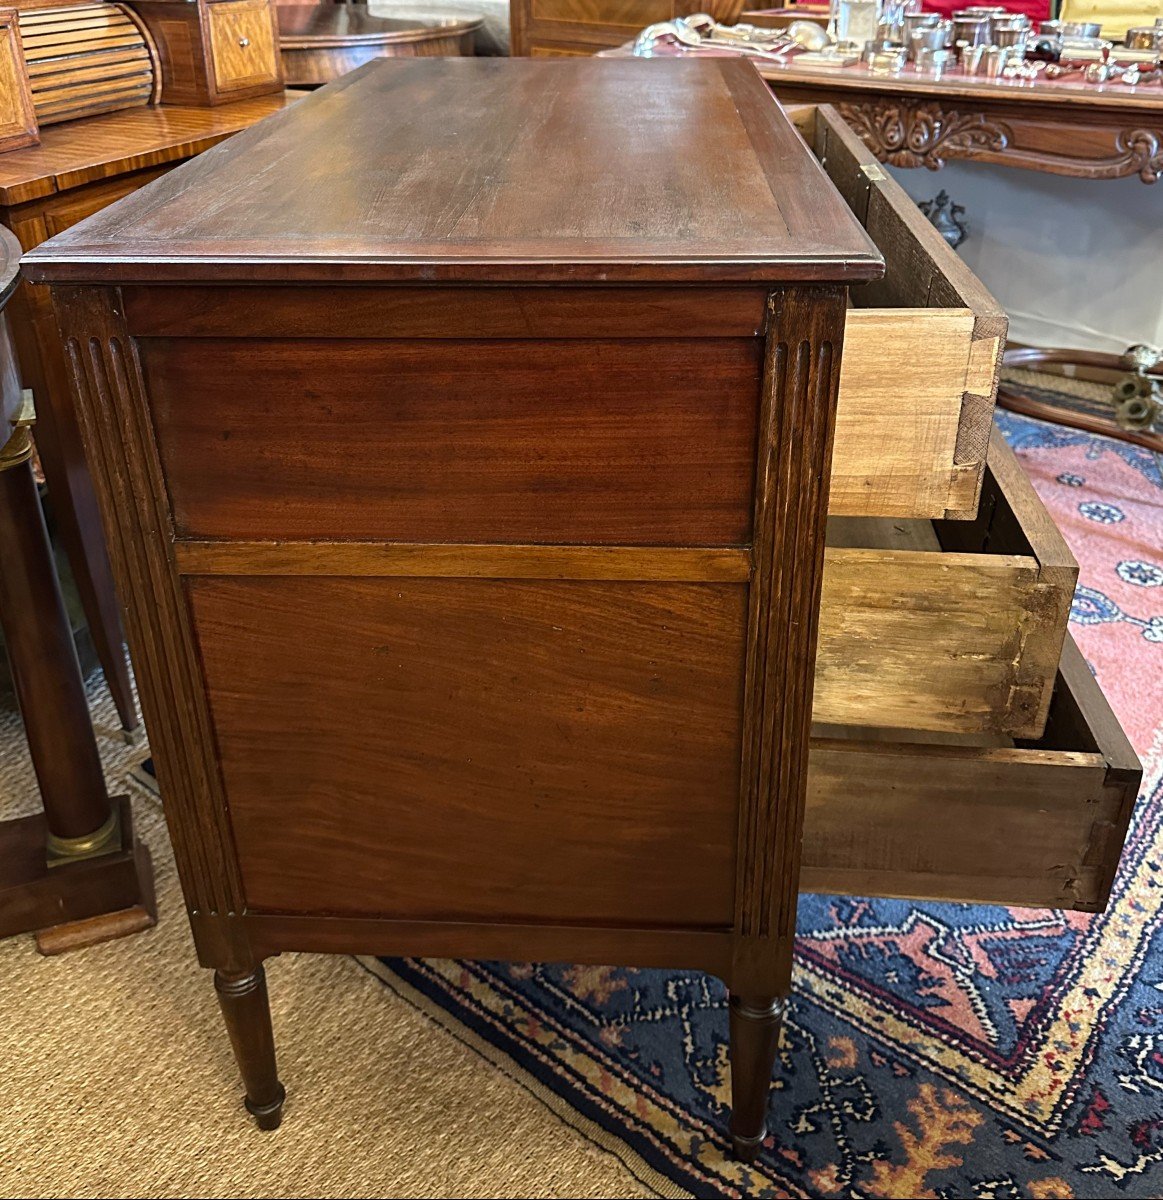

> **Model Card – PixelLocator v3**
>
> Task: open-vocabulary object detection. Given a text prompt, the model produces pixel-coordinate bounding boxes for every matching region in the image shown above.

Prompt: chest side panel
[189,575,745,927]
[138,336,762,546]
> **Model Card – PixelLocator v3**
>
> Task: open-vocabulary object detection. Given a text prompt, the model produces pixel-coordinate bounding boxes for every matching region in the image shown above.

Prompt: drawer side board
[810,105,1008,521]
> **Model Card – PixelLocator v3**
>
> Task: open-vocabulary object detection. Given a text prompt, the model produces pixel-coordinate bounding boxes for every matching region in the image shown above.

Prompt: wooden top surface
[24,57,883,286]
[277,5,482,47]
[0,92,305,208]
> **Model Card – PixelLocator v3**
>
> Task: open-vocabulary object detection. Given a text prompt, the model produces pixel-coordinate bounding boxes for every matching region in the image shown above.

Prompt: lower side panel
[188,576,746,930]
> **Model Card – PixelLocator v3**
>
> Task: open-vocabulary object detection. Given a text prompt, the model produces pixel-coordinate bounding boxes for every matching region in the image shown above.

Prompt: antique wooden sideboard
[551,7,1163,183]
[755,60,1163,184]
[27,60,1140,1152]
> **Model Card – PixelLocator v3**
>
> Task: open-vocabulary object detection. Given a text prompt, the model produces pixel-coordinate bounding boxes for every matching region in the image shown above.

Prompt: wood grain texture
[51,286,243,917]
[832,307,976,518]
[208,0,281,93]
[214,967,285,1130]
[125,283,980,523]
[802,634,1141,911]
[0,90,301,205]
[735,288,844,973]
[189,576,745,928]
[277,6,480,86]
[35,64,891,1148]
[0,797,155,944]
[279,31,477,86]
[34,899,155,955]
[139,336,762,545]
[174,541,752,581]
[0,9,38,152]
[34,165,170,239]
[121,284,771,339]
[244,913,735,973]
[22,58,884,285]
[813,105,1006,519]
[934,427,1077,735]
[818,549,1043,735]
[0,96,303,752]
[173,450,1075,743]
[132,0,284,107]
[277,6,481,47]
[818,433,1077,739]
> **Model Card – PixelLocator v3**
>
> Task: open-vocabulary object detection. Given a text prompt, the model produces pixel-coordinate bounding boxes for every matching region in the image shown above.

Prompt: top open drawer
[803,104,1007,522]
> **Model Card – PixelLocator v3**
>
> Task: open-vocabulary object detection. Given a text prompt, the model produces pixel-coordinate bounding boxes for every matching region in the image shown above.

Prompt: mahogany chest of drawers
[25,59,1139,1155]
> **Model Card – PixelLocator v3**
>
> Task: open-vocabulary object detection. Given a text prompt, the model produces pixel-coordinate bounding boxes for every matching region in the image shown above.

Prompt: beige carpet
[0,678,657,1199]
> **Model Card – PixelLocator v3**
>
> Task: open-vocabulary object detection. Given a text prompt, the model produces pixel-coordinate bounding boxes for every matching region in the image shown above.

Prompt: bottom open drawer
[801,635,1140,913]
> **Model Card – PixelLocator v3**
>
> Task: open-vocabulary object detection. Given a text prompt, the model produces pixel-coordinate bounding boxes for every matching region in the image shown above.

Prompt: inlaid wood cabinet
[0,9,36,152]
[130,0,283,105]
[25,62,1139,1155]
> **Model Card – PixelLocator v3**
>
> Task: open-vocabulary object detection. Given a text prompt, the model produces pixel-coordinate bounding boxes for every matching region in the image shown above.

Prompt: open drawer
[815,426,1075,739]
[798,104,1007,522]
[802,634,1141,913]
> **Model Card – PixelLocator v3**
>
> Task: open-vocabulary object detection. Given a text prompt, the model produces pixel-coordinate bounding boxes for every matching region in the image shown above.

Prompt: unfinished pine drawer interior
[802,634,1140,913]
[804,103,1007,522]
[816,427,1075,739]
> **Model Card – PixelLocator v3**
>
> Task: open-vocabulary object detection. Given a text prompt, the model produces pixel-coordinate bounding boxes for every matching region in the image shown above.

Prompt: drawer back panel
[139,336,761,545]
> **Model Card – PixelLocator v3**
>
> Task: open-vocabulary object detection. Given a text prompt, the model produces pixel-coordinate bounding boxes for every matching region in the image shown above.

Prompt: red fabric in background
[918,0,1051,18]
[754,3,1054,21]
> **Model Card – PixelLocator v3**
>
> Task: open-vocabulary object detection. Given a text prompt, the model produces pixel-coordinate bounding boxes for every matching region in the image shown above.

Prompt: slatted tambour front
[19,4,156,127]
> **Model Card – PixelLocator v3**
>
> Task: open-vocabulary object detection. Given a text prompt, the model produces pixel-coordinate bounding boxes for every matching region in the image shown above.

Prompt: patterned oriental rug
[361,410,1163,1200]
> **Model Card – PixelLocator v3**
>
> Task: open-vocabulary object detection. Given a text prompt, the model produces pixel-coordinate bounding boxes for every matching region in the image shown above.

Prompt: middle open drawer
[813,426,1076,740]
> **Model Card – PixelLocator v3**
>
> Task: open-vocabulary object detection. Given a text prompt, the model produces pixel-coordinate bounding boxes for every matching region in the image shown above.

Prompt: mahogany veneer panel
[190,576,745,927]
[141,336,761,544]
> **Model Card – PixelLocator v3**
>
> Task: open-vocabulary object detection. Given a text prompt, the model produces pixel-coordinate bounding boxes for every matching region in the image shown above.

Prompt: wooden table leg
[215,966,287,1131]
[0,416,155,953]
[728,994,785,1161]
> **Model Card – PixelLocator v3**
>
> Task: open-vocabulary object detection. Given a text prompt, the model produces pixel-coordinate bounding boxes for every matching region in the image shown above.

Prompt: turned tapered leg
[728,993,784,1162]
[214,967,286,1131]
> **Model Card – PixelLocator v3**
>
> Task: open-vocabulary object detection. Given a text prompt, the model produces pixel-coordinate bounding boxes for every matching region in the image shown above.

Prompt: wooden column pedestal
[0,224,155,955]
[0,797,156,954]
